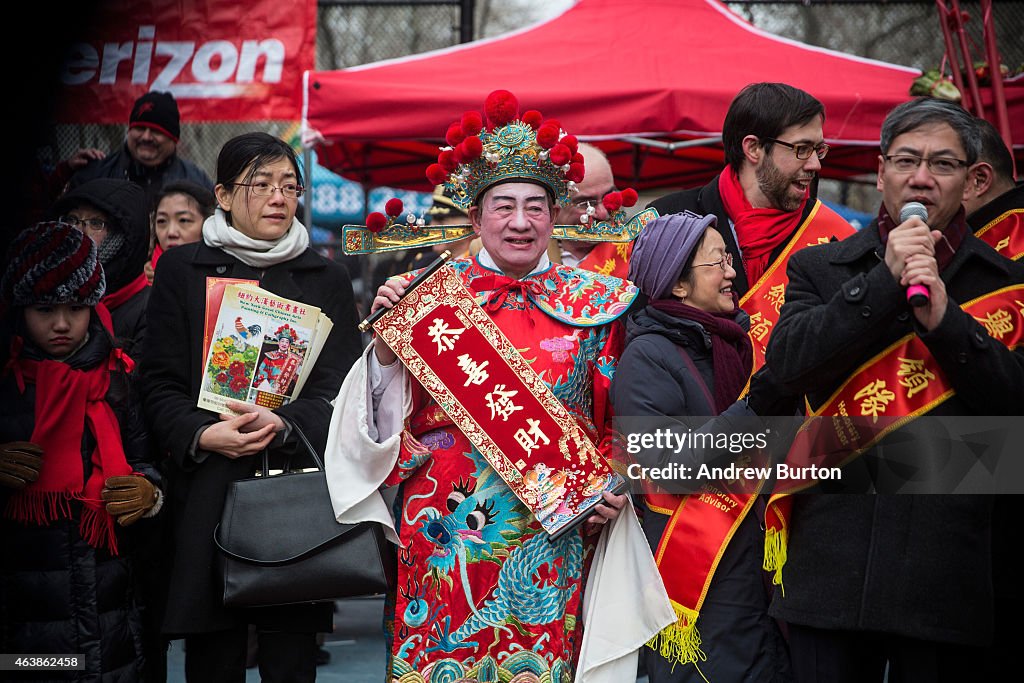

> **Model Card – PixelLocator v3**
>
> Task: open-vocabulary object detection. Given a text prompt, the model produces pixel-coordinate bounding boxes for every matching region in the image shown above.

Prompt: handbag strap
[259,421,325,476]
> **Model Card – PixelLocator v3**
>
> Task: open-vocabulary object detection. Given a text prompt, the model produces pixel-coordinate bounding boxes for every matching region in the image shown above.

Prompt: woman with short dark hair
[141,132,362,682]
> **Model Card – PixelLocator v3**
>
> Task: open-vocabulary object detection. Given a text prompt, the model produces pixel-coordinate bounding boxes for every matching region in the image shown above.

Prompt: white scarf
[202,208,310,268]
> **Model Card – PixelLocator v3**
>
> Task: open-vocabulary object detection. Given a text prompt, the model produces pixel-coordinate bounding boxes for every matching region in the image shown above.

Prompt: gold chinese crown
[341,89,653,254]
[427,89,582,210]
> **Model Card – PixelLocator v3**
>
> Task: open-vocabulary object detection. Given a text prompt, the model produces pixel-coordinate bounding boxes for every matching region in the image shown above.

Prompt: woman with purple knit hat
[611,211,795,683]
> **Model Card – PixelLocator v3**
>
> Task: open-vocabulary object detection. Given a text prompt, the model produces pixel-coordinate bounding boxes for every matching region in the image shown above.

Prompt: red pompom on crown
[460,135,483,160]
[438,149,458,172]
[567,163,585,184]
[484,90,519,127]
[621,188,639,207]
[521,110,543,130]
[549,144,571,166]
[426,163,448,186]
[461,111,483,136]
[445,123,466,148]
[366,212,387,233]
[536,124,560,149]
[602,191,623,212]
[559,135,578,156]
[385,198,404,218]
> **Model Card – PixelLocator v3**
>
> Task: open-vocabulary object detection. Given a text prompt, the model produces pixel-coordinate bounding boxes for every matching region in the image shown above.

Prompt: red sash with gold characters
[577,241,633,279]
[763,284,1024,587]
[372,264,624,538]
[645,473,764,669]
[739,200,855,384]
[975,208,1024,261]
[642,201,852,668]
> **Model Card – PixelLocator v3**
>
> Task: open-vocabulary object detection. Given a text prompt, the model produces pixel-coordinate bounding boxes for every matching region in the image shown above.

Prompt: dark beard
[756,156,806,212]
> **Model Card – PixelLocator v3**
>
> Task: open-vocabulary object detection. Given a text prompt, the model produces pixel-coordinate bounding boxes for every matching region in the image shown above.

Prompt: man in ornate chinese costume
[254,324,302,395]
[765,97,1024,681]
[324,89,672,683]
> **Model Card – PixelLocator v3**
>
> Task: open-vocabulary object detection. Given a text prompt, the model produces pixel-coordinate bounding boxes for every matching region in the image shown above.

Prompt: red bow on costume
[470,274,545,313]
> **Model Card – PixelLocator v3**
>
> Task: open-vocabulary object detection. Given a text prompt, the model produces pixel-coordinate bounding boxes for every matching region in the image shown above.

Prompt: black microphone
[899,201,930,307]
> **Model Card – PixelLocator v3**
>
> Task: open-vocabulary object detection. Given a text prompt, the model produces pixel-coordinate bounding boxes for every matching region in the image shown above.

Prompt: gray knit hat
[1,221,106,307]
[628,211,717,300]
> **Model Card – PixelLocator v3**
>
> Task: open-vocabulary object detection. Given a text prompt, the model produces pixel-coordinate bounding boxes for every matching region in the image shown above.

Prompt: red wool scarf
[718,166,807,285]
[4,338,135,554]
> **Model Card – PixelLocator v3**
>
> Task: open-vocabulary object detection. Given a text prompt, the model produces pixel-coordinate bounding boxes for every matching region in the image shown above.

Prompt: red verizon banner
[55,0,316,124]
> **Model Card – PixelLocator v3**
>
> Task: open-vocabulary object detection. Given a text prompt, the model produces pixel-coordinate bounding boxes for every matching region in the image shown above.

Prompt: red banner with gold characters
[372,265,624,539]
[764,283,1024,587]
[976,209,1024,261]
[739,201,855,383]
[54,0,316,123]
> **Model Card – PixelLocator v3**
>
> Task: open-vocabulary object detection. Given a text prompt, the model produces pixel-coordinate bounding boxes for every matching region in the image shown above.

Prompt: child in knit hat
[0,221,163,679]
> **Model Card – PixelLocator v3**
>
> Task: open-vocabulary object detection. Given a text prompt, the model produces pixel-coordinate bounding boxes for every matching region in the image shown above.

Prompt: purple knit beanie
[628,211,717,300]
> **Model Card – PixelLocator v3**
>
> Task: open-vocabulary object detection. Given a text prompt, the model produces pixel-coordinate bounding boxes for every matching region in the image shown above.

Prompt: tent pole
[303,146,314,235]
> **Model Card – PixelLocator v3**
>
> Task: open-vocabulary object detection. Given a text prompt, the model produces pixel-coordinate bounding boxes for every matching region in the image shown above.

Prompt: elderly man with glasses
[764,97,1024,682]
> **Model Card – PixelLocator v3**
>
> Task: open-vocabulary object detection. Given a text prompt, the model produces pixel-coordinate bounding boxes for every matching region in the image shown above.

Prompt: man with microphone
[764,97,1024,681]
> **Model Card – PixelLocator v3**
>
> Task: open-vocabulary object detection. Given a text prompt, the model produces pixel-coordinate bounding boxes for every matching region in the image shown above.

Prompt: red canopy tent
[304,0,1024,193]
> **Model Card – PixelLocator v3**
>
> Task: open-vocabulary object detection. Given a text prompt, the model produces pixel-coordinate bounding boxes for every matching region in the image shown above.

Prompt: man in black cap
[67,90,213,206]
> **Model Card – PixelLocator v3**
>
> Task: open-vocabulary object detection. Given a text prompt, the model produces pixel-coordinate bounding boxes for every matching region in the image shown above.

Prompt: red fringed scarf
[4,338,135,554]
[718,166,807,285]
[100,272,149,311]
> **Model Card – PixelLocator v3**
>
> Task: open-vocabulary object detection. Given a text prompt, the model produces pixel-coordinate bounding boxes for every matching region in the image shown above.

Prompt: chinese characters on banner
[54,0,316,123]
[374,265,624,538]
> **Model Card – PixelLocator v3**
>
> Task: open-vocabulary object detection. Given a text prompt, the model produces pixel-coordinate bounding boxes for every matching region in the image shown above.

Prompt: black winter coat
[0,317,159,682]
[611,306,791,683]
[140,242,362,635]
[53,179,152,360]
[765,225,1024,646]
[67,145,213,212]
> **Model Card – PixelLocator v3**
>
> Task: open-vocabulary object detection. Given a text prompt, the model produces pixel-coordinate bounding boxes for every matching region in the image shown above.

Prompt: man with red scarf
[648,83,854,375]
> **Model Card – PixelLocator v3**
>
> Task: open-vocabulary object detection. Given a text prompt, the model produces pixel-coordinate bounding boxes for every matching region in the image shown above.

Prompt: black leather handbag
[213,425,396,608]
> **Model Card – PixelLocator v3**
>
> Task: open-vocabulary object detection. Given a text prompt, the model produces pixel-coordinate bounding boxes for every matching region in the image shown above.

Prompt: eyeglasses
[232,182,304,199]
[60,215,109,233]
[882,154,967,176]
[763,138,830,161]
[693,252,734,272]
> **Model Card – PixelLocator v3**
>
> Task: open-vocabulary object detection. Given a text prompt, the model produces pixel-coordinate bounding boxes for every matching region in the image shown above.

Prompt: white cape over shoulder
[324,346,674,683]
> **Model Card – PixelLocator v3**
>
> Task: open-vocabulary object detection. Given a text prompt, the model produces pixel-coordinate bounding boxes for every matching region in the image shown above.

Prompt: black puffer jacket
[611,306,792,683]
[53,179,151,360]
[0,315,160,682]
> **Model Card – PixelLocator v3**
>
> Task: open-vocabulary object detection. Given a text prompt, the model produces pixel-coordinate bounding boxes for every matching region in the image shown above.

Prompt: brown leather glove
[0,441,44,490]
[101,475,159,527]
